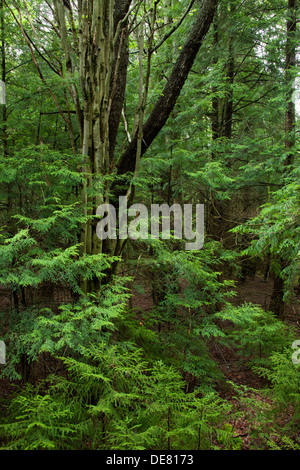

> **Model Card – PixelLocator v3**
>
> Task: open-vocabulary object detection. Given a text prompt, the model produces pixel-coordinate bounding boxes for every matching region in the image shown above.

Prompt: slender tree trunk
[269,0,297,318]
[0,0,12,217]
[208,3,235,249]
[1,0,7,158]
[284,0,296,169]
[12,0,218,293]
[211,15,220,146]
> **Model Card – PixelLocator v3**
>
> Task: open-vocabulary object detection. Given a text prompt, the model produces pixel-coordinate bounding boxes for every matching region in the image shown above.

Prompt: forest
[0,0,299,453]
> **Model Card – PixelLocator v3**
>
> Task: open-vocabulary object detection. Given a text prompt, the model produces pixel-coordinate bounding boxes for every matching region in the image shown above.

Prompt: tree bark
[208,2,235,249]
[270,0,297,318]
[116,0,218,180]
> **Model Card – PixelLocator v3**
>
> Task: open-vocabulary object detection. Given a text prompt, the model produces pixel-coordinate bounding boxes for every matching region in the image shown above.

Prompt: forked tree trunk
[78,0,218,289]
[12,0,218,293]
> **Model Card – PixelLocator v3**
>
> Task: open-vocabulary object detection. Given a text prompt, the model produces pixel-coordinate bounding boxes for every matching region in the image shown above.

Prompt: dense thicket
[0,0,299,450]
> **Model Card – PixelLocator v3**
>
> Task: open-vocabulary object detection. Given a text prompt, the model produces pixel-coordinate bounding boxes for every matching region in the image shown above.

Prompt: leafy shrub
[254,347,300,425]
[214,303,296,366]
[0,352,238,450]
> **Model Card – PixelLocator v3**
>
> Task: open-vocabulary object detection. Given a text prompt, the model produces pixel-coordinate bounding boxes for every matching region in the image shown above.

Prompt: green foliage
[254,348,300,424]
[214,303,296,366]
[232,173,300,301]
[0,0,299,452]
[132,241,236,388]
[0,275,131,380]
[0,385,77,450]
[0,230,115,295]
[0,352,237,450]
[0,229,41,290]
[266,435,300,451]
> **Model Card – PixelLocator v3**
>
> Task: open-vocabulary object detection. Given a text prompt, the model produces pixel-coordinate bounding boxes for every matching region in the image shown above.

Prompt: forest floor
[0,273,299,450]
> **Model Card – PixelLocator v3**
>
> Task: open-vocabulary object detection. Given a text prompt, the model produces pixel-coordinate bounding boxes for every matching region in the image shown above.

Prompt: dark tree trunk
[270,0,297,318]
[116,0,218,181]
[208,3,235,250]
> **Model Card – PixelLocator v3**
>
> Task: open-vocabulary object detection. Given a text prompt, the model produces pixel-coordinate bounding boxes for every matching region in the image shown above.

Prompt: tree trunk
[270,0,297,318]
[208,3,235,250]
[12,0,218,293]
[116,0,218,179]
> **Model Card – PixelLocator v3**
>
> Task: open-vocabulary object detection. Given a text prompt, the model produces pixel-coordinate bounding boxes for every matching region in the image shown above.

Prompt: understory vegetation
[0,0,299,451]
